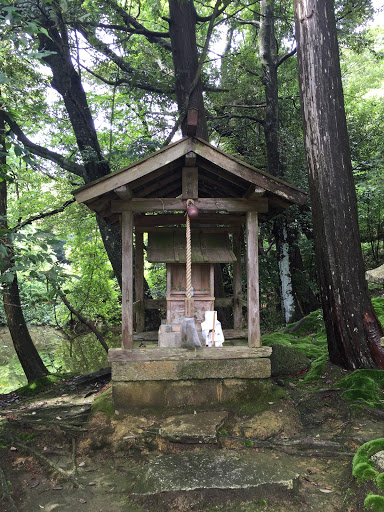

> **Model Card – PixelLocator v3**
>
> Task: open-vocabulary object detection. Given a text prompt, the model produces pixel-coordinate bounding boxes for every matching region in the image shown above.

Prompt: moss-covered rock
[270,344,310,377]
[364,493,384,511]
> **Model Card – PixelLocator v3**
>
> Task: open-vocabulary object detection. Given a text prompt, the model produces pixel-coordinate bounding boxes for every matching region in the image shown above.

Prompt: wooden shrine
[147,229,236,345]
[72,134,306,408]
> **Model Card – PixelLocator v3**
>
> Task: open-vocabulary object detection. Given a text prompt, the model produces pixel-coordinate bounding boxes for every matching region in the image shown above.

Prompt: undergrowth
[262,298,384,387]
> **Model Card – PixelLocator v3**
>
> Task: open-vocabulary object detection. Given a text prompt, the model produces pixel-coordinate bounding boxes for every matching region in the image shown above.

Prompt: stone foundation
[108,346,272,409]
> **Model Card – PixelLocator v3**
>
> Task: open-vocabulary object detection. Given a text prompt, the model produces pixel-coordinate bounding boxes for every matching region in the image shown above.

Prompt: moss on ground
[262,298,384,385]
[352,439,384,483]
[364,494,384,512]
[90,387,118,418]
[352,439,384,510]
[337,370,384,409]
[17,373,68,396]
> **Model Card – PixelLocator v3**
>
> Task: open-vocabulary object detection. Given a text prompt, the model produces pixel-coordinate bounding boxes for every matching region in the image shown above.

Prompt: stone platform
[108,346,271,408]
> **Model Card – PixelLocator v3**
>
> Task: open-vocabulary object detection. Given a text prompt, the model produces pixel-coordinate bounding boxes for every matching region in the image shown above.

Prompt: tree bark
[37,8,123,287]
[168,0,209,139]
[259,0,305,323]
[293,0,384,368]
[0,108,49,382]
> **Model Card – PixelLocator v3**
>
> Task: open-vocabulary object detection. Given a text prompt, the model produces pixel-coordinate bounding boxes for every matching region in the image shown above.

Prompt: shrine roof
[72,136,307,226]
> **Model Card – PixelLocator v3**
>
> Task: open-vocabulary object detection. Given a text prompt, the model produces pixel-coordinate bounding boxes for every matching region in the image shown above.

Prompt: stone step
[132,450,299,504]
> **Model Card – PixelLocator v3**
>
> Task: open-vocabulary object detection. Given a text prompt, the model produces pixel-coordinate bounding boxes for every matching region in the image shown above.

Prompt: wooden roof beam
[134,213,245,227]
[244,185,266,199]
[112,197,268,213]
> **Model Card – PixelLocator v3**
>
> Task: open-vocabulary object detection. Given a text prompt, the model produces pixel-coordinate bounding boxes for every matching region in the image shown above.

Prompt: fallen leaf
[88,481,96,486]
[319,488,333,493]
[79,462,86,467]
[56,416,62,420]
[79,498,87,504]
[114,410,120,415]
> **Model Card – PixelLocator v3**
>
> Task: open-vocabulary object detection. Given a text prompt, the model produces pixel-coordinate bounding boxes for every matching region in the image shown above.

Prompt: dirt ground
[0,364,383,512]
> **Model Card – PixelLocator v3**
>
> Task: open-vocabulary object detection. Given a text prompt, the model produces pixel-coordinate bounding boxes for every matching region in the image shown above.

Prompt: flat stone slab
[160,412,227,444]
[132,451,299,495]
[109,347,271,382]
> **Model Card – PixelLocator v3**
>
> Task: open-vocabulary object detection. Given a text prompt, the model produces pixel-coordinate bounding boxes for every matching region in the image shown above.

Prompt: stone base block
[112,378,272,409]
[108,347,271,409]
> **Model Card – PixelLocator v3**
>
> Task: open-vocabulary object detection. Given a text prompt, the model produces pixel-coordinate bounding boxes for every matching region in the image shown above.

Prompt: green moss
[235,381,287,416]
[302,353,328,383]
[17,373,68,396]
[376,474,384,492]
[90,387,116,418]
[338,370,384,408]
[352,439,384,483]
[364,494,384,512]
[372,297,384,324]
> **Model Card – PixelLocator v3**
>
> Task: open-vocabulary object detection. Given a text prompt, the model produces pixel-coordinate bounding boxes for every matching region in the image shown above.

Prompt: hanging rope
[186,200,193,300]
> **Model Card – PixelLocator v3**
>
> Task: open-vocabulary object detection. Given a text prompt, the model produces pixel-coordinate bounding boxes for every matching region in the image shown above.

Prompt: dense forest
[0,0,383,386]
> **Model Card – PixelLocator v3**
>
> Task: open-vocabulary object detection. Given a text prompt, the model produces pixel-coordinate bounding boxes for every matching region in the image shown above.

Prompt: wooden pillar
[135,231,145,333]
[233,228,243,329]
[122,211,134,349]
[246,211,260,347]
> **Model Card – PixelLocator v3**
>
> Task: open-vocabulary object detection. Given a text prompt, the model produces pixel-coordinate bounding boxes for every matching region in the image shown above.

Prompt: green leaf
[13,146,22,157]
[0,72,11,85]
[1,272,15,284]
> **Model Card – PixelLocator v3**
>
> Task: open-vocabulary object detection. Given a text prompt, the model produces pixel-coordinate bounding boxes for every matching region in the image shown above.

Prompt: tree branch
[80,64,173,95]
[277,47,297,67]
[75,21,170,38]
[2,112,85,178]
[196,2,228,22]
[14,199,76,231]
[104,0,172,50]
[56,288,109,353]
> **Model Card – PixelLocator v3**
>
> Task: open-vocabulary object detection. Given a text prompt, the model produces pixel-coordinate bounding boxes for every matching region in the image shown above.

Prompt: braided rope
[186,204,192,299]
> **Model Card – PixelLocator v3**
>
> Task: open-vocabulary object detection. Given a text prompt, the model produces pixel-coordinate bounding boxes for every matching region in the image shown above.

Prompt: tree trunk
[293,0,384,369]
[259,0,302,323]
[37,11,123,287]
[0,109,49,382]
[168,0,209,139]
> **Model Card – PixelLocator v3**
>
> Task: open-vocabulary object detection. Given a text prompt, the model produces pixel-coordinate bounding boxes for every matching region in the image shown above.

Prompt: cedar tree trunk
[0,109,49,382]
[293,0,384,368]
[168,0,209,139]
[259,0,316,322]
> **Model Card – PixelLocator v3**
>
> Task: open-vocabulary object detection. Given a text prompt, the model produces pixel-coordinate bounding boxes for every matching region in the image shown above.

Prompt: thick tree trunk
[37,12,123,287]
[0,109,49,382]
[168,0,209,139]
[293,0,384,368]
